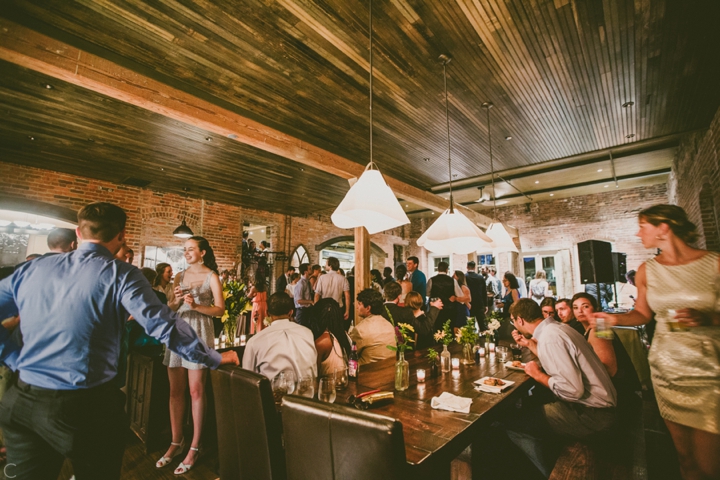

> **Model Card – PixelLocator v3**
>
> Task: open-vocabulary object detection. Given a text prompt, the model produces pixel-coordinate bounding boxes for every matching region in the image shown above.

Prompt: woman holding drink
[594,205,720,479]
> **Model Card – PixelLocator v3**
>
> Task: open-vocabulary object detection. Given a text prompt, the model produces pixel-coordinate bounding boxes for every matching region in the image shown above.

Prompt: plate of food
[473,376,515,393]
[505,360,526,371]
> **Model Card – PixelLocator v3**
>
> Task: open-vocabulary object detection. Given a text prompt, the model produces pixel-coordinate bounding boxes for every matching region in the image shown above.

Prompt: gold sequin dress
[645,252,720,434]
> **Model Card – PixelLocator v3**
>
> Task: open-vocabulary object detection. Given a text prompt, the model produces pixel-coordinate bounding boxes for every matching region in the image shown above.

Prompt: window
[143,246,187,273]
[290,245,309,268]
[523,254,557,295]
[429,255,450,276]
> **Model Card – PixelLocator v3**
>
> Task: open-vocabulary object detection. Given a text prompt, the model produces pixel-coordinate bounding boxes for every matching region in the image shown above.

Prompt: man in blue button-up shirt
[0,202,238,479]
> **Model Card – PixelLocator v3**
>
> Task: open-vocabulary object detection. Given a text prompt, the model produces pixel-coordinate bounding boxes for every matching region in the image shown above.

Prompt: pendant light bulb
[173,188,194,239]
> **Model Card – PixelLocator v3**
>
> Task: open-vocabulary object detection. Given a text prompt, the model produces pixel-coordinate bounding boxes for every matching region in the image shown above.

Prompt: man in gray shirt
[506,299,616,476]
[293,263,314,326]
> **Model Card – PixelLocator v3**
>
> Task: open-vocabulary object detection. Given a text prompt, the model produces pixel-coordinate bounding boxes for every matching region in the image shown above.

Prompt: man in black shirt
[465,261,487,328]
[380,281,415,326]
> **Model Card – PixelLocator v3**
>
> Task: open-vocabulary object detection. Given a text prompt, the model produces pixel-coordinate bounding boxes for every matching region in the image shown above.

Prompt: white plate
[504,361,526,371]
[473,376,515,393]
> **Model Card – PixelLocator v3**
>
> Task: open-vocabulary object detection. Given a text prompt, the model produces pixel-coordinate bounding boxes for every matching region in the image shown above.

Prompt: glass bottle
[462,343,475,365]
[395,351,409,391]
[348,343,359,380]
[440,344,451,372]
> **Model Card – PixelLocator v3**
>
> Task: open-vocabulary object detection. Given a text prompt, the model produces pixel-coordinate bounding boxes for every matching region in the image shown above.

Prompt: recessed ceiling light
[424,158,430,162]
[161,167,165,171]
[228,134,238,139]
[205,137,212,142]
[300,168,304,171]
[604,185,609,188]
[45,84,53,89]
[626,134,635,139]
[505,136,512,141]
[550,193,554,196]
[534,180,539,184]
[405,205,409,207]
[622,101,634,108]
[431,212,435,215]
[28,136,35,141]
[597,169,603,172]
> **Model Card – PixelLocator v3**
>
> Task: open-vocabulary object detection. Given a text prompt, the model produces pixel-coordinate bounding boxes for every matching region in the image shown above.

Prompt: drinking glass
[296,375,315,399]
[271,371,296,405]
[318,376,336,403]
[496,346,510,363]
[510,343,523,360]
[334,366,349,391]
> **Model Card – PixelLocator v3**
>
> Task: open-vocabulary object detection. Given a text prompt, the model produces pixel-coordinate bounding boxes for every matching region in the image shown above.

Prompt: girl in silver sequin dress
[156,236,225,475]
[596,205,720,479]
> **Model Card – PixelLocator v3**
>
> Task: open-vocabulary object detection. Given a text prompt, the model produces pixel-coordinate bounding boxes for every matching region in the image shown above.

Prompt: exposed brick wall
[668,106,720,251]
[0,162,407,278]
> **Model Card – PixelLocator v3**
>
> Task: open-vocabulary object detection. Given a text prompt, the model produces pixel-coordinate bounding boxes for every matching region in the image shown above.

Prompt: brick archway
[0,195,77,224]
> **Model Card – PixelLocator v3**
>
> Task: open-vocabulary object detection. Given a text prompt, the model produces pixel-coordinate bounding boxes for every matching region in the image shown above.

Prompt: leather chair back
[281,395,407,480]
[211,366,285,480]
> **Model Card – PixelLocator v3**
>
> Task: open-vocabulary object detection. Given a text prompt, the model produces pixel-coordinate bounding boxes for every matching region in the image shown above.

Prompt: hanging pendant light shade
[331,164,409,235]
[173,188,194,239]
[482,102,517,253]
[486,222,518,253]
[417,208,493,254]
[416,54,493,255]
[330,0,409,234]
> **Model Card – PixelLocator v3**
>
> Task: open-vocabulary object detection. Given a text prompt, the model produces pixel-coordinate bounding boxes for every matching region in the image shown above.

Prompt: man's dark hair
[510,298,543,323]
[243,231,249,238]
[356,288,384,315]
[77,202,127,242]
[311,264,322,273]
[407,256,419,265]
[268,292,295,316]
[572,292,598,312]
[437,261,449,273]
[540,297,556,309]
[327,257,340,271]
[286,266,296,273]
[467,261,476,270]
[140,267,157,285]
[383,281,402,301]
[261,240,270,248]
[47,228,77,251]
[299,263,310,275]
[556,298,572,309]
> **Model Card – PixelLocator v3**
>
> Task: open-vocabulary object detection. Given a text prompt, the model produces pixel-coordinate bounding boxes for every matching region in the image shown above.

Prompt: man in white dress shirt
[505,299,617,476]
[242,292,317,381]
[314,257,350,321]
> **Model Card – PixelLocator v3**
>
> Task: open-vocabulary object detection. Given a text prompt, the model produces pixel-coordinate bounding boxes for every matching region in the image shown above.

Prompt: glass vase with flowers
[434,320,454,372]
[387,323,415,391]
[456,317,479,364]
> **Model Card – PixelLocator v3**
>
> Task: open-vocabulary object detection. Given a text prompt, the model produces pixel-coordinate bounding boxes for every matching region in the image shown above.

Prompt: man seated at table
[349,289,396,365]
[555,297,586,335]
[243,292,317,381]
[506,299,617,477]
[380,281,415,326]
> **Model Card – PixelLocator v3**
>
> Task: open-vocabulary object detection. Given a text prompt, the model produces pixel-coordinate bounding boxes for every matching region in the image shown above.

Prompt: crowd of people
[0,202,717,479]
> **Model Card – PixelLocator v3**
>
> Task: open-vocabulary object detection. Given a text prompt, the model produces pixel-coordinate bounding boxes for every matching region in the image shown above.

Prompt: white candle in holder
[489,342,496,353]
[221,333,227,343]
[233,336,240,346]
[479,347,486,357]
[416,369,426,382]
[451,358,460,370]
[240,334,247,346]
[214,338,219,348]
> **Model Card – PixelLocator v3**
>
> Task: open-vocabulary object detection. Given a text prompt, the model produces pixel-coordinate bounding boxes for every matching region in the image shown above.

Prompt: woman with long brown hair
[595,205,720,479]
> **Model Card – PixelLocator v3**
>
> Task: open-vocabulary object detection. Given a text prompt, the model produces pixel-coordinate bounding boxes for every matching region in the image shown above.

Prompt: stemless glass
[496,346,510,363]
[334,366,349,391]
[318,376,336,403]
[271,371,296,405]
[510,343,523,360]
[296,375,315,399]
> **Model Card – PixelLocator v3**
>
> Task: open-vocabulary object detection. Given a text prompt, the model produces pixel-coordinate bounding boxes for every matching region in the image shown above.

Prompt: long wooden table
[335,343,534,478]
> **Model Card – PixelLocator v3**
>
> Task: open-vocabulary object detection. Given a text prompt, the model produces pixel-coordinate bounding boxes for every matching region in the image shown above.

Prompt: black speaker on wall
[612,253,627,282]
[578,240,615,284]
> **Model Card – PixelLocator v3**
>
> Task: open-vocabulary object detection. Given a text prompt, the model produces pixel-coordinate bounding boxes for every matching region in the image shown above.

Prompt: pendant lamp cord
[368,0,373,168]
[486,105,496,221]
[443,58,454,213]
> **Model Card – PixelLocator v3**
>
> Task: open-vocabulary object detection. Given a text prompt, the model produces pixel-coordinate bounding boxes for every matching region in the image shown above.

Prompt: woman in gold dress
[596,205,720,479]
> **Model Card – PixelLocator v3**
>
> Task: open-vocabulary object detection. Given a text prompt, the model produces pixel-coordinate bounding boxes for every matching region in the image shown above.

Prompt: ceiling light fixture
[480,102,517,253]
[597,169,603,172]
[331,0,409,235]
[417,56,493,255]
[550,193,554,197]
[475,186,486,203]
[534,180,539,184]
[505,136,512,141]
[173,188,194,239]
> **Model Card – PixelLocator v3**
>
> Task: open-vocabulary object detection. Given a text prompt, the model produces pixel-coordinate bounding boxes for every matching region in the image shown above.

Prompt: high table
[334,343,534,479]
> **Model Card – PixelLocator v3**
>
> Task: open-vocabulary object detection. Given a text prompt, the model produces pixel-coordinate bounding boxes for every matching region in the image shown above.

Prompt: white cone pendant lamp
[331,0,409,235]
[417,55,493,255]
[332,164,409,234]
[481,102,518,253]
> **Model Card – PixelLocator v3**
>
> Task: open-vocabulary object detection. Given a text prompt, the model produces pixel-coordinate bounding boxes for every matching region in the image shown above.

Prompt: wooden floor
[57,433,219,480]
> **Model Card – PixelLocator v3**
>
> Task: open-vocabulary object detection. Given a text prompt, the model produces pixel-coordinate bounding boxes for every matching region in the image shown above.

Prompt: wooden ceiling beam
[0,17,505,233]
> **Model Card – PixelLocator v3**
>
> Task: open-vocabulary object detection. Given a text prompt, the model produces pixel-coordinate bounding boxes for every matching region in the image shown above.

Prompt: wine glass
[296,375,315,399]
[318,376,336,403]
[334,366,348,391]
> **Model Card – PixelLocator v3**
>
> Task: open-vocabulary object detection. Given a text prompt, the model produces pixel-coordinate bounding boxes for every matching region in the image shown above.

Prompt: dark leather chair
[210,366,285,480]
[281,395,407,480]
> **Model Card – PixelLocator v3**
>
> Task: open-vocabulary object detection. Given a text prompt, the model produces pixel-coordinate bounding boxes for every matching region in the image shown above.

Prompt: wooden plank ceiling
[1,0,719,216]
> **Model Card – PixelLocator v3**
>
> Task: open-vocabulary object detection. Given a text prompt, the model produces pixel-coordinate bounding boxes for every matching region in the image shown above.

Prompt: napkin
[430,392,473,413]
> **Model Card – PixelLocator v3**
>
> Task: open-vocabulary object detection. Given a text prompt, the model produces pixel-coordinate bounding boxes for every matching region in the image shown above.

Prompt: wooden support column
[353,227,370,322]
